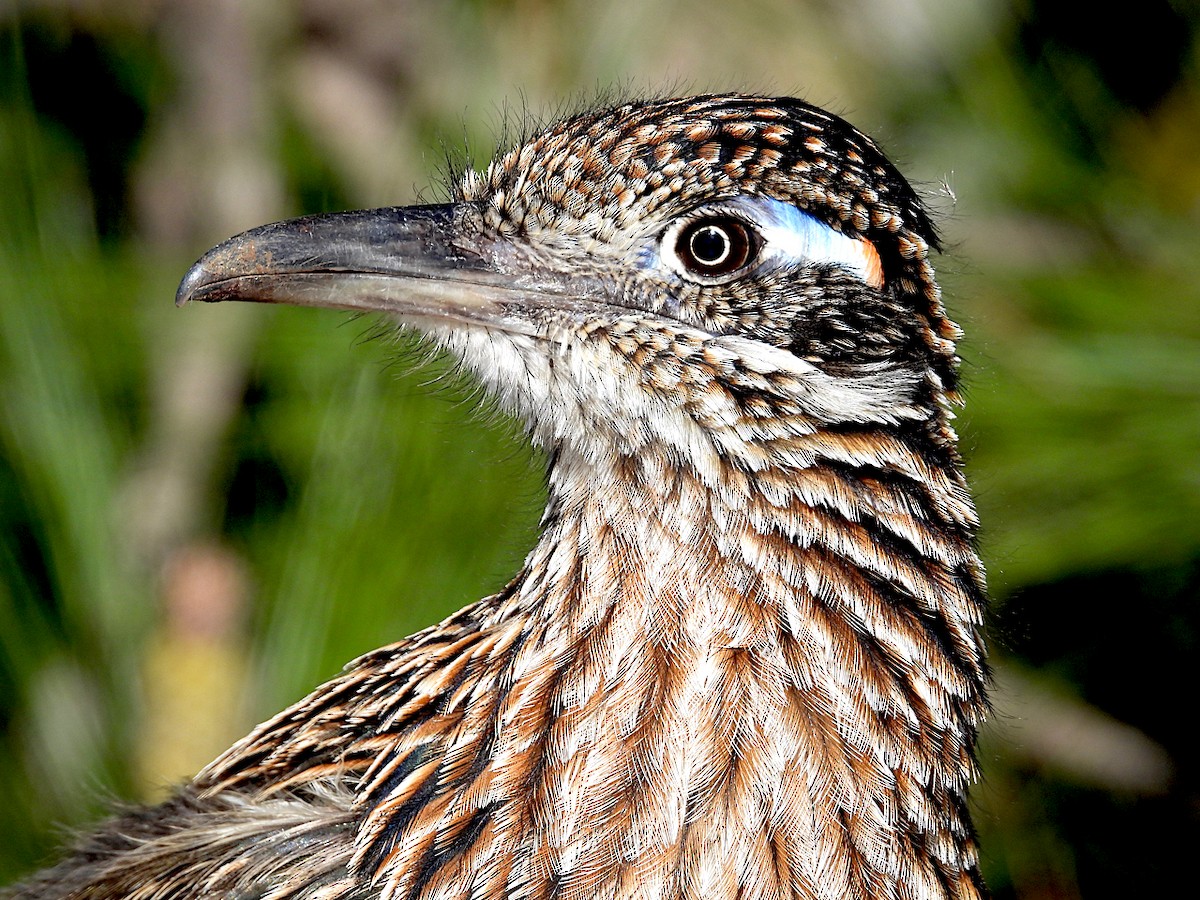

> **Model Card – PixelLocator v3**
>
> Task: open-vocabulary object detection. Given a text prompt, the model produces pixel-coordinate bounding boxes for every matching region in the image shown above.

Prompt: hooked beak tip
[175,261,210,307]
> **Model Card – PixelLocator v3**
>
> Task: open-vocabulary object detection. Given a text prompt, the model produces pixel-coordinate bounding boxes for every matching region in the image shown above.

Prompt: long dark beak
[175,204,542,333]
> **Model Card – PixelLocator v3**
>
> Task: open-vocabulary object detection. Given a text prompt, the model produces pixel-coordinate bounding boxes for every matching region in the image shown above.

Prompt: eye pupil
[676,217,755,277]
[690,226,730,265]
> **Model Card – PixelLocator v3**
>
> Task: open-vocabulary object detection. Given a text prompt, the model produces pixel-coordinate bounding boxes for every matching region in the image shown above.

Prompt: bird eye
[675,217,756,277]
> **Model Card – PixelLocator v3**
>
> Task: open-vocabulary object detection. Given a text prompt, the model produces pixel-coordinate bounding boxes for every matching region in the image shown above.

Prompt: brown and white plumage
[5,95,989,900]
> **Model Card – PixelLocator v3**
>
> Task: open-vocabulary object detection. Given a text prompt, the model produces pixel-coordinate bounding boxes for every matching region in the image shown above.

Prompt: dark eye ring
[676,217,757,277]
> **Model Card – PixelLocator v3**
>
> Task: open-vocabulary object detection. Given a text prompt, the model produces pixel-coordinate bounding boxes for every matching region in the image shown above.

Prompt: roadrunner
[8,95,989,900]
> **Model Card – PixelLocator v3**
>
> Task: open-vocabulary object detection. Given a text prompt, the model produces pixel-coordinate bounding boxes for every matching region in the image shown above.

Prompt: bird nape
[6,95,989,900]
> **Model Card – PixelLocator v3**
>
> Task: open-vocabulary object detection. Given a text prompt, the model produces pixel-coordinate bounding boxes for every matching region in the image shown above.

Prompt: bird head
[178,95,959,478]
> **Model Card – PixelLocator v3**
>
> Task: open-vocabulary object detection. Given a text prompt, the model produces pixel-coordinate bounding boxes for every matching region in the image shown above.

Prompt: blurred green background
[1,1,1197,896]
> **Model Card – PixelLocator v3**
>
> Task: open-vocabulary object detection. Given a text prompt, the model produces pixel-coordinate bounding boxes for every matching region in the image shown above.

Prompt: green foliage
[1,18,544,877]
[0,63,143,866]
